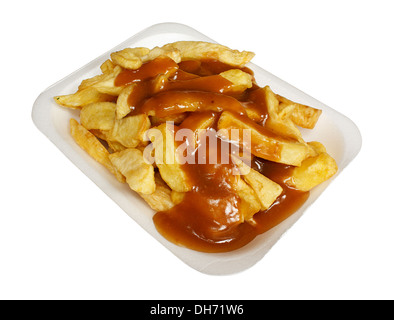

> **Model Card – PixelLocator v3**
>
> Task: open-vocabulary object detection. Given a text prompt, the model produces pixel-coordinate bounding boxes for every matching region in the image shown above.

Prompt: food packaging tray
[32,22,362,275]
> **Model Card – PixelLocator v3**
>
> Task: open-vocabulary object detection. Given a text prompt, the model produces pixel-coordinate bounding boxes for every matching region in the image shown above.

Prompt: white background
[1,0,393,300]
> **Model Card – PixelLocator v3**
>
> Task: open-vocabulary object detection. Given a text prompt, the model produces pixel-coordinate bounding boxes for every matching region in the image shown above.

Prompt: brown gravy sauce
[115,57,309,253]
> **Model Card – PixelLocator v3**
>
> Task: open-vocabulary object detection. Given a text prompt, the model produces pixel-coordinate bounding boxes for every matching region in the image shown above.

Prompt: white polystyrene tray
[32,22,362,275]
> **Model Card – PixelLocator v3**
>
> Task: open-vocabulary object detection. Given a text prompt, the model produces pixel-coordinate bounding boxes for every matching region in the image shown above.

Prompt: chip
[146,123,192,192]
[116,83,136,120]
[219,69,253,92]
[109,148,155,194]
[287,151,338,192]
[276,94,322,129]
[161,41,255,66]
[217,111,310,166]
[80,102,116,131]
[232,156,283,210]
[109,114,151,148]
[252,86,303,141]
[89,66,123,96]
[139,173,175,212]
[54,87,115,109]
[110,47,150,70]
[233,176,262,222]
[69,118,125,183]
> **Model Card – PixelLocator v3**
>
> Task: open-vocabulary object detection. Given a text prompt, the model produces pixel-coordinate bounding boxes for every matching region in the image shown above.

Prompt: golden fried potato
[146,123,192,192]
[276,94,322,129]
[88,129,109,141]
[256,86,303,141]
[54,87,115,109]
[287,152,338,191]
[161,41,255,66]
[150,114,188,126]
[219,69,253,92]
[139,173,175,211]
[109,148,155,194]
[308,141,327,154]
[80,102,116,131]
[107,140,127,153]
[217,111,310,166]
[304,141,327,158]
[69,118,125,182]
[109,114,150,148]
[171,190,185,205]
[233,176,261,222]
[179,112,218,147]
[142,46,181,64]
[116,84,135,120]
[243,107,261,123]
[232,156,283,210]
[116,74,172,120]
[100,59,116,74]
[89,66,123,96]
[78,73,108,91]
[110,47,150,70]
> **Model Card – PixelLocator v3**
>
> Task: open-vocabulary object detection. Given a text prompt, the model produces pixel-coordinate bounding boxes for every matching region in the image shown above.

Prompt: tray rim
[32,22,362,275]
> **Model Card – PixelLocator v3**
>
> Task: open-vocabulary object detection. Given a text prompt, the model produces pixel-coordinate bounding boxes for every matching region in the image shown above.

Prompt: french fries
[146,123,192,192]
[286,151,338,192]
[109,148,155,194]
[55,41,337,253]
[161,41,255,66]
[69,119,125,183]
[217,111,310,166]
[232,155,283,211]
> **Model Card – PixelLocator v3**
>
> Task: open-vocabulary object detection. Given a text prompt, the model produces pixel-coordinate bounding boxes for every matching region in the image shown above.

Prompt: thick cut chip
[78,73,108,91]
[233,176,261,222]
[243,106,262,123]
[161,41,255,66]
[77,65,122,94]
[116,74,171,120]
[110,47,150,70]
[276,94,322,129]
[54,87,115,109]
[109,148,155,194]
[88,129,109,141]
[100,59,116,74]
[150,114,188,126]
[107,140,127,153]
[287,152,338,191]
[219,69,253,92]
[308,141,327,155]
[217,111,310,166]
[142,46,181,64]
[291,104,322,129]
[109,114,151,148]
[171,190,185,205]
[80,102,116,131]
[253,86,303,141]
[90,66,123,96]
[304,141,327,158]
[116,84,135,120]
[111,46,181,70]
[139,173,175,212]
[69,119,125,182]
[232,156,283,210]
[179,112,218,147]
[146,123,192,192]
